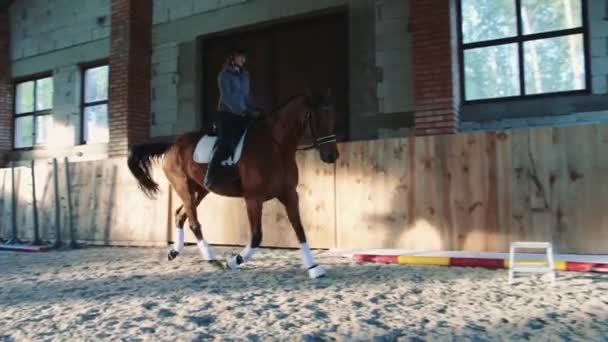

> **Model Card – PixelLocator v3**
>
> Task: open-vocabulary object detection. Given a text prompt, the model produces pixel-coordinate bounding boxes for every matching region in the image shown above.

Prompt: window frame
[12,72,54,151]
[80,61,110,145]
[457,0,591,104]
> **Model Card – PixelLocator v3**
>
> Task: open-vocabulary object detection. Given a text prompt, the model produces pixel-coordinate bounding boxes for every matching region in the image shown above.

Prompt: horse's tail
[127,142,172,199]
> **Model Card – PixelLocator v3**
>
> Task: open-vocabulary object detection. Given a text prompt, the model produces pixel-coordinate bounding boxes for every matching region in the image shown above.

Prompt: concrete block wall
[5,0,112,163]
[375,0,413,115]
[153,0,248,24]
[150,42,178,138]
[150,0,367,139]
[0,10,12,166]
[589,0,608,95]
[9,0,111,61]
[149,0,417,140]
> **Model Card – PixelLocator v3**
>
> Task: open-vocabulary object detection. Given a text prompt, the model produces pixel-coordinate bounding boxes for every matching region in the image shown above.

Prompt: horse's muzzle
[321,150,339,164]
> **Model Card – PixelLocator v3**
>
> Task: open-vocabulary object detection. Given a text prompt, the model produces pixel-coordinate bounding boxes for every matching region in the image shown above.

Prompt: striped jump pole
[353,254,608,273]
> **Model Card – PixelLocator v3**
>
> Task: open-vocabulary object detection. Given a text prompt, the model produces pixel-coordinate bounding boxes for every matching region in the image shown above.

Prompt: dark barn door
[202,12,348,142]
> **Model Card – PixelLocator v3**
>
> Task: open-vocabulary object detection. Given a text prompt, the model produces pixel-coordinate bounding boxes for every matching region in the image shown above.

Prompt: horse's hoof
[308,265,326,279]
[226,254,244,270]
[168,250,179,261]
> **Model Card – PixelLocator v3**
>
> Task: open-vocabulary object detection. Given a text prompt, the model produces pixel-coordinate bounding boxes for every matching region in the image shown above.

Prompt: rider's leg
[204,113,233,188]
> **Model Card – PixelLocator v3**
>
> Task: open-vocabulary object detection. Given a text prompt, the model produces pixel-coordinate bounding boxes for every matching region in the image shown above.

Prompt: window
[459,0,588,102]
[14,76,53,149]
[82,65,109,144]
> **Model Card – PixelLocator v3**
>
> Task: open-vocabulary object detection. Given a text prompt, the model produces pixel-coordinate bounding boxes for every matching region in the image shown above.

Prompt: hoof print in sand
[186,315,216,327]
[157,309,176,318]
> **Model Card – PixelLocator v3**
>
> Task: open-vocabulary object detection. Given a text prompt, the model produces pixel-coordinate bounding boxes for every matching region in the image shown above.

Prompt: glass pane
[15,81,34,114]
[521,0,582,35]
[464,43,520,101]
[35,77,53,111]
[84,104,109,144]
[524,34,585,95]
[84,65,109,103]
[462,0,517,43]
[35,115,53,145]
[14,116,34,148]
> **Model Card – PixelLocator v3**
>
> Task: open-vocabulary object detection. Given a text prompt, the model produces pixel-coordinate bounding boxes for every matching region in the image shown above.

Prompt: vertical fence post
[30,160,41,245]
[9,163,19,244]
[64,157,77,248]
[52,158,62,248]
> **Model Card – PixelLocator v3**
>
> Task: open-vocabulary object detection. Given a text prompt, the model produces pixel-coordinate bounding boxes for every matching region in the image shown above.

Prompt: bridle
[297,106,337,151]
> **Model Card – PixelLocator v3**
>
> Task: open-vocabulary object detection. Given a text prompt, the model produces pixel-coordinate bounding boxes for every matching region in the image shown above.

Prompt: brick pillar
[108,0,152,157]
[410,0,460,136]
[0,10,13,167]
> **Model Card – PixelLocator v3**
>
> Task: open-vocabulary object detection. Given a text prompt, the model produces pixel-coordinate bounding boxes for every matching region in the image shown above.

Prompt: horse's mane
[269,94,307,116]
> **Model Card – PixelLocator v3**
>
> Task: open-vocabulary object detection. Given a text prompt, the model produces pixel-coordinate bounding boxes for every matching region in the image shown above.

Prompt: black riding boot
[204,144,229,189]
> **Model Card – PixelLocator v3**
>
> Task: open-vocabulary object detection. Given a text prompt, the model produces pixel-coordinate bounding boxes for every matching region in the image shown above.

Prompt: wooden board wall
[1,123,607,253]
[336,125,608,254]
[64,159,169,246]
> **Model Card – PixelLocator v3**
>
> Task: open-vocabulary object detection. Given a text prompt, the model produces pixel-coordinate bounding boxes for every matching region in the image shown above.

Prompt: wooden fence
[1,123,606,253]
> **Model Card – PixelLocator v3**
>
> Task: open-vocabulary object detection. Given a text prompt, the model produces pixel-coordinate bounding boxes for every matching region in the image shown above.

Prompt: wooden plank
[2,124,607,253]
[0,244,49,252]
[32,161,56,243]
[0,169,11,240]
[591,125,608,253]
[412,135,447,250]
[336,138,413,249]
[508,128,533,246]
[544,127,569,252]
[484,132,500,251]
[437,132,495,251]
[495,131,513,252]
[64,158,169,246]
[14,166,35,242]
[527,127,556,243]
[561,125,603,253]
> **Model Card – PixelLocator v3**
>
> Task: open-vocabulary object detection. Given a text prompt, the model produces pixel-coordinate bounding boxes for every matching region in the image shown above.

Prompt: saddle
[192,129,248,165]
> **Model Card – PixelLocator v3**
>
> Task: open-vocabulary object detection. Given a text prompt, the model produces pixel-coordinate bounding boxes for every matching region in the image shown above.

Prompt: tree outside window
[82,65,109,144]
[459,0,587,102]
[14,76,53,149]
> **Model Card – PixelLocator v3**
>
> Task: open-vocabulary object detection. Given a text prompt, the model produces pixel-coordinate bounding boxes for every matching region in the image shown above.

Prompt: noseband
[298,108,337,151]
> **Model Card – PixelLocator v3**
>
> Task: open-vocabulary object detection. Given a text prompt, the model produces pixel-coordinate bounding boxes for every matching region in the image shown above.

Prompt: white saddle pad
[193,130,248,165]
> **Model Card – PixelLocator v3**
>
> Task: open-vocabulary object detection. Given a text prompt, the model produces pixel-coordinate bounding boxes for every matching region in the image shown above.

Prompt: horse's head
[305,89,340,164]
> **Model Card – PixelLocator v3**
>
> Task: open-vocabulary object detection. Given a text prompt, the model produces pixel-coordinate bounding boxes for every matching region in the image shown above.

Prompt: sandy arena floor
[0,246,607,341]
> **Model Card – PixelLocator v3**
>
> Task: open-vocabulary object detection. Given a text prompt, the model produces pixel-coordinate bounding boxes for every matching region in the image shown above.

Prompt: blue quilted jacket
[217,66,257,114]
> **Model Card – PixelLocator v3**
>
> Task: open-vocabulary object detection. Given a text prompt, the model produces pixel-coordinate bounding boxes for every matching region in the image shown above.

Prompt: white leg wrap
[240,245,256,261]
[308,265,326,279]
[197,240,216,261]
[300,242,316,269]
[173,228,185,252]
[227,255,239,270]
[227,245,257,270]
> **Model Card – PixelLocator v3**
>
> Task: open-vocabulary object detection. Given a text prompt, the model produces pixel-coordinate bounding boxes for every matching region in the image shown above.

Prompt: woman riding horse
[205,47,262,190]
[128,83,339,279]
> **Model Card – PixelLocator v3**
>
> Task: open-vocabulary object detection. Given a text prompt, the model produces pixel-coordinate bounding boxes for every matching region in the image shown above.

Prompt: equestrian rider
[204,47,262,189]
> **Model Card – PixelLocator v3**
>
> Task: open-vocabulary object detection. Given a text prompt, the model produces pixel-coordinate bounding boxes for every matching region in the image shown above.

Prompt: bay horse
[127,90,339,279]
